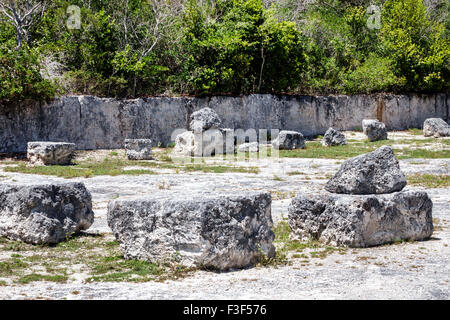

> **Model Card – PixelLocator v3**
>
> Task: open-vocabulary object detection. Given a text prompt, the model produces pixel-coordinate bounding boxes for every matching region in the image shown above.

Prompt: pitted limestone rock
[174,129,234,157]
[288,191,433,248]
[423,118,450,138]
[124,139,153,160]
[27,142,76,165]
[0,183,94,244]
[107,192,275,270]
[322,128,347,146]
[362,119,388,142]
[325,146,407,195]
[272,131,305,150]
[190,107,222,133]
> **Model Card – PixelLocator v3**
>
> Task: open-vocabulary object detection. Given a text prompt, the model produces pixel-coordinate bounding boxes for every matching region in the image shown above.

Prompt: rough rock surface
[238,142,259,153]
[124,139,153,160]
[423,118,450,138]
[0,183,94,244]
[322,128,347,146]
[325,146,407,195]
[1,94,447,153]
[27,142,76,165]
[362,119,388,142]
[190,107,222,133]
[107,192,275,270]
[288,191,433,247]
[272,131,305,150]
[174,129,234,157]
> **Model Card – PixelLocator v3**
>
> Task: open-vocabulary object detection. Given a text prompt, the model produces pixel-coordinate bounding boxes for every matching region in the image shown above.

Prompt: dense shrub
[0,0,448,100]
[0,45,57,105]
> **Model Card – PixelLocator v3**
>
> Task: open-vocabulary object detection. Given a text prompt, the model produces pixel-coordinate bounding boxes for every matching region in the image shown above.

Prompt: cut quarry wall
[0,93,448,152]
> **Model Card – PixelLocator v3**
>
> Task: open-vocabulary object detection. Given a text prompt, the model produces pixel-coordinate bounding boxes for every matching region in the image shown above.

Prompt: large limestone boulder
[325,146,406,195]
[272,131,305,150]
[288,191,433,248]
[174,129,234,157]
[27,142,76,165]
[107,192,275,270]
[423,118,450,138]
[124,139,153,160]
[362,119,388,142]
[190,107,222,133]
[322,128,347,146]
[0,183,94,244]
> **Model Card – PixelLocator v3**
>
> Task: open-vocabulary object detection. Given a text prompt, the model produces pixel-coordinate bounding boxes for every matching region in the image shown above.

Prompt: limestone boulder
[107,192,275,270]
[173,129,234,157]
[27,142,76,165]
[288,191,433,248]
[362,119,388,142]
[0,183,94,244]
[423,118,450,138]
[190,107,222,133]
[322,128,347,146]
[325,146,407,195]
[272,131,305,150]
[124,139,153,160]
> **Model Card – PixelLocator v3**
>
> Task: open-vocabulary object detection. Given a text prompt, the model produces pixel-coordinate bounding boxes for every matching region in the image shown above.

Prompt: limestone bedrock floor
[0,149,449,299]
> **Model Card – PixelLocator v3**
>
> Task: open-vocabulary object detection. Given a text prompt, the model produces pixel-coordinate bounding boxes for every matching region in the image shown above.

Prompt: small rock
[107,192,275,270]
[124,139,153,160]
[272,131,305,150]
[27,142,76,165]
[0,183,94,244]
[288,191,433,247]
[322,128,347,146]
[362,119,388,142]
[190,107,222,133]
[423,118,450,138]
[238,142,259,153]
[325,146,407,195]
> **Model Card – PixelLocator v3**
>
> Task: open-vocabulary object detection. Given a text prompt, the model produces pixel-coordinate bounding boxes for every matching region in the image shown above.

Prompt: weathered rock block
[325,146,407,195]
[0,183,94,244]
[362,119,388,142]
[124,139,153,160]
[174,129,234,157]
[238,142,259,153]
[288,191,433,248]
[190,107,222,133]
[107,192,275,270]
[272,131,305,150]
[423,118,450,138]
[27,142,76,165]
[322,128,347,146]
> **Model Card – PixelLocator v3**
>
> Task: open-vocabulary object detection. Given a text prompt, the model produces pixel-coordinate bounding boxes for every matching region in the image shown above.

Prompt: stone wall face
[0,93,448,152]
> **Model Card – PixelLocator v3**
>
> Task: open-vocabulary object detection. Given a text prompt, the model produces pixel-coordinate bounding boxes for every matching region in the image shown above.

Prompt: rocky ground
[0,131,449,300]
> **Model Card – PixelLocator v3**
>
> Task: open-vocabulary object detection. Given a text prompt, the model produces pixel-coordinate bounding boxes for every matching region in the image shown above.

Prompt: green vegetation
[278,139,450,160]
[407,174,450,188]
[271,221,347,262]
[0,234,195,284]
[3,152,260,178]
[0,0,448,104]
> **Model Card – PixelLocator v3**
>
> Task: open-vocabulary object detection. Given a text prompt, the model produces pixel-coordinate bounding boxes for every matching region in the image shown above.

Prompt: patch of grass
[3,156,259,178]
[272,221,347,261]
[0,235,195,284]
[17,274,68,284]
[0,280,7,286]
[407,174,450,188]
[278,140,450,160]
[407,128,423,136]
[272,175,284,181]
[109,151,119,157]
[287,171,305,176]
